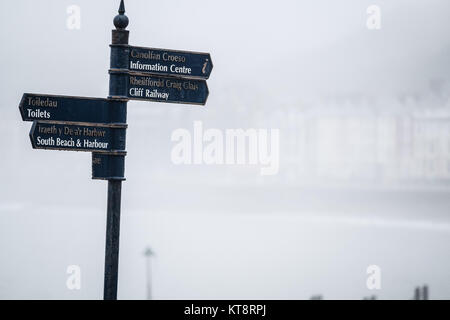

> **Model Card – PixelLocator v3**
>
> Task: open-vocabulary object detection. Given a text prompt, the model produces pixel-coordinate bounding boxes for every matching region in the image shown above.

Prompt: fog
[1,0,450,299]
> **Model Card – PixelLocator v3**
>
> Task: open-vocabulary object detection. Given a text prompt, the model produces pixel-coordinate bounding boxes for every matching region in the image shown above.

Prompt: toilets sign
[19,94,125,124]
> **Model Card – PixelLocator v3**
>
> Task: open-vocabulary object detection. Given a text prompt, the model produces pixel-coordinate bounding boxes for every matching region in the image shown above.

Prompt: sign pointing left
[19,93,126,124]
[29,121,127,153]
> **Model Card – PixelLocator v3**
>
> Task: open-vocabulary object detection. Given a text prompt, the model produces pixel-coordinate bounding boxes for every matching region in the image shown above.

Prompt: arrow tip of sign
[209,54,214,77]
[18,93,28,121]
[202,82,210,106]
[29,121,37,149]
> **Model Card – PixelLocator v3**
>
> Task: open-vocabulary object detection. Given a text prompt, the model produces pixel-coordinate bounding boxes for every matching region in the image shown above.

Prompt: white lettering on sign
[130,61,168,72]
[83,139,109,149]
[170,64,192,75]
[56,138,75,147]
[145,89,169,100]
[129,61,192,76]
[129,88,144,97]
[36,136,55,146]
[27,108,51,119]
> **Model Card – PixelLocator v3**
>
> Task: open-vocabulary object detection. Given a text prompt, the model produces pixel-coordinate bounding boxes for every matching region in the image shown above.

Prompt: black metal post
[103,0,129,300]
[104,180,122,300]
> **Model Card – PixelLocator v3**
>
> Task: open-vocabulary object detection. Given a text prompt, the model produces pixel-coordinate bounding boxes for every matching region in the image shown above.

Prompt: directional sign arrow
[29,121,127,153]
[127,74,209,105]
[129,46,213,79]
[19,93,126,124]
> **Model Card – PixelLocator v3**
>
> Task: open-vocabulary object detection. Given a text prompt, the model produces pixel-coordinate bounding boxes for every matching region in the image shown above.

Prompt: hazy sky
[1,0,450,300]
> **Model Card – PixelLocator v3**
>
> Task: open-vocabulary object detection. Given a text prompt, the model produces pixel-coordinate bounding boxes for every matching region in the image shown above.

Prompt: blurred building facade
[275,94,450,186]
[115,90,450,188]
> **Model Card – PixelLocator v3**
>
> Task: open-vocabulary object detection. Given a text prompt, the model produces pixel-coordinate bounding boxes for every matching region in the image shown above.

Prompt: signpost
[19,0,213,300]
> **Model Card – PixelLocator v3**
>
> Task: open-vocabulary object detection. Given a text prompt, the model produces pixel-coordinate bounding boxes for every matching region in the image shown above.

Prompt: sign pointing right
[129,46,213,80]
[127,74,209,105]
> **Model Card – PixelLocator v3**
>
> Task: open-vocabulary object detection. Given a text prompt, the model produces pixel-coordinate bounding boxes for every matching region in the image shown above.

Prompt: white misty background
[0,0,450,299]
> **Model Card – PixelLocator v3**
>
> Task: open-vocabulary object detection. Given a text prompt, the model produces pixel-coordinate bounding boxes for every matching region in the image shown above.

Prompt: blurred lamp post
[413,285,429,300]
[144,247,155,300]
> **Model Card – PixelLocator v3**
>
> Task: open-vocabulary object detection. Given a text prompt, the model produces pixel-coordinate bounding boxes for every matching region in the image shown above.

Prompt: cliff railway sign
[18,0,213,300]
[127,74,209,105]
